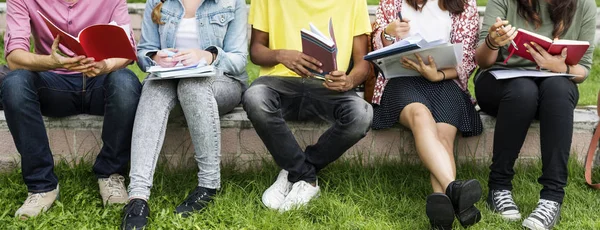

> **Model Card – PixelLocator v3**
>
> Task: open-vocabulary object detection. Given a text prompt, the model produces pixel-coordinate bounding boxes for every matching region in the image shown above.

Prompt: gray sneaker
[15,184,60,220]
[522,199,561,230]
[98,174,128,206]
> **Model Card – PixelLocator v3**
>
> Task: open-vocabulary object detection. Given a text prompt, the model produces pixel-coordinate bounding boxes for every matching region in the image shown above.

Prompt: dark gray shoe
[522,199,561,230]
[121,199,150,230]
[175,186,216,217]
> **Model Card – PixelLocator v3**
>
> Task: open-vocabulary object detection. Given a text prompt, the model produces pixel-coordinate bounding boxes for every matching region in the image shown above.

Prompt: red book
[37,11,137,61]
[505,29,589,66]
[301,18,337,76]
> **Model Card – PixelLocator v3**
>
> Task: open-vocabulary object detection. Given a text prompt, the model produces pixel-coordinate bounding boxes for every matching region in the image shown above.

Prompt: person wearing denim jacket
[122,0,247,229]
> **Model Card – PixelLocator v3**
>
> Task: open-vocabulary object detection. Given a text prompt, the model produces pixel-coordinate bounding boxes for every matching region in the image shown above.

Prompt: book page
[490,70,575,80]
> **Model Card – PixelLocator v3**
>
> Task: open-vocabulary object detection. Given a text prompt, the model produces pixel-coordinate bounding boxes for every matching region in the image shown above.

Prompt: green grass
[1,158,600,229]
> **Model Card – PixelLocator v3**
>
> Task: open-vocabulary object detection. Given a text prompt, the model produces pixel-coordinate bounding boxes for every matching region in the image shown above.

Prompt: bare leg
[400,103,457,193]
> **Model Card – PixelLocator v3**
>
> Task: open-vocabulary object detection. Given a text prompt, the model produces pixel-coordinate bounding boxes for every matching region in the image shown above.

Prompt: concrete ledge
[0,107,598,171]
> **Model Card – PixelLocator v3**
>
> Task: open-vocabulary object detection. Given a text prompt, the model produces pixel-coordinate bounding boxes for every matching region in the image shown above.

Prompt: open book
[37,11,136,61]
[301,18,337,76]
[505,29,590,65]
[364,35,463,78]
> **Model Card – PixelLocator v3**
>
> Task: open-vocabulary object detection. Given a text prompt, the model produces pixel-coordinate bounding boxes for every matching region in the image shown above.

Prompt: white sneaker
[262,170,293,209]
[278,180,320,212]
[98,174,128,206]
[15,184,60,220]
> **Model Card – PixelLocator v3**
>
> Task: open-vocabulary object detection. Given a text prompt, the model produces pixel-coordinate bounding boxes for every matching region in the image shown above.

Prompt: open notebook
[364,35,463,78]
[38,11,136,61]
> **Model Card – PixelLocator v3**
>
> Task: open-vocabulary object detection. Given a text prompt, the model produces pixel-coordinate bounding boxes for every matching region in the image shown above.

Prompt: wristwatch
[383,30,397,43]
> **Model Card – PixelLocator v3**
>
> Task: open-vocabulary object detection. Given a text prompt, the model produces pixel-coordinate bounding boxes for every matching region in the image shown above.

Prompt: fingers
[523,43,544,63]
[560,48,568,60]
[51,35,60,52]
[292,64,313,78]
[299,58,322,74]
[300,54,322,69]
[402,57,420,71]
[414,54,426,68]
[529,42,552,59]
[428,56,437,69]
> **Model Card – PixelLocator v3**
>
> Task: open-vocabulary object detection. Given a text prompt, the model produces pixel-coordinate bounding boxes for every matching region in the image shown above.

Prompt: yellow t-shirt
[249,0,372,77]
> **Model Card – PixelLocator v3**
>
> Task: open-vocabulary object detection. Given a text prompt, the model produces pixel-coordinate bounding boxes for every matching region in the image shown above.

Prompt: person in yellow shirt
[243,0,374,212]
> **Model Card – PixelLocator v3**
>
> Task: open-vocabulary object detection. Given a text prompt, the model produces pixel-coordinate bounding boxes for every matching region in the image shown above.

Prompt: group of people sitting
[1,0,595,229]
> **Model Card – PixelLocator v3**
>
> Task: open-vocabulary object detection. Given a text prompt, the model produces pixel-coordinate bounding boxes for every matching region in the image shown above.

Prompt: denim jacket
[137,0,248,86]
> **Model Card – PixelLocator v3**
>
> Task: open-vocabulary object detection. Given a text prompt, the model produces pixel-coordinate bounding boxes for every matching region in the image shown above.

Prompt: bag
[363,22,379,103]
[585,92,600,189]
[0,65,9,110]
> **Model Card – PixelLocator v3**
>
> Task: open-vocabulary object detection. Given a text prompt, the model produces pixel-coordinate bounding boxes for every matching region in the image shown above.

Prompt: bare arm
[249,27,323,77]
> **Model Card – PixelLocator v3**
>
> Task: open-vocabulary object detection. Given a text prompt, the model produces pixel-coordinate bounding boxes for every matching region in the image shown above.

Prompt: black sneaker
[175,186,216,217]
[426,193,455,230]
[487,189,521,221]
[522,199,561,230]
[121,199,150,230]
[445,179,482,227]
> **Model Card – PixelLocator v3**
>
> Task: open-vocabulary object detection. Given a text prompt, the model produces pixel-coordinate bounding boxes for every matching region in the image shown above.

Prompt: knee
[406,103,434,127]
[504,79,538,106]
[340,99,373,135]
[1,70,37,106]
[242,85,278,116]
[105,69,142,97]
[540,77,578,102]
[105,69,141,108]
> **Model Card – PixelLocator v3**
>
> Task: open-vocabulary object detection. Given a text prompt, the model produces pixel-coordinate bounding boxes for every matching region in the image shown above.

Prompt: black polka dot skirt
[372,77,483,137]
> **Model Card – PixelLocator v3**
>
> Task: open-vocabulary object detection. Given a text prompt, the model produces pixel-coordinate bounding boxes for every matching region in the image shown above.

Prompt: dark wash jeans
[243,76,373,183]
[475,70,578,204]
[0,69,141,192]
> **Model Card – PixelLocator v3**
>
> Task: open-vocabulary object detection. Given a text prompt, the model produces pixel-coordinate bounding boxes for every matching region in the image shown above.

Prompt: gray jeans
[128,76,242,200]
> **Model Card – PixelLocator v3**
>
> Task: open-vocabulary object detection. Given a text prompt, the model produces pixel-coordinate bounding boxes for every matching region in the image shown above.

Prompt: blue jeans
[243,76,373,183]
[0,69,141,192]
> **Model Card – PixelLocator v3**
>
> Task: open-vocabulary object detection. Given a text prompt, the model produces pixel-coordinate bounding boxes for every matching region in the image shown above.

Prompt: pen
[163,50,177,57]
[397,11,403,21]
[498,18,518,50]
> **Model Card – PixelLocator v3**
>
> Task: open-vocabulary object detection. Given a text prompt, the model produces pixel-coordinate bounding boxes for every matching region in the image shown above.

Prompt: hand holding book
[523,42,570,73]
[277,49,323,78]
[401,54,444,82]
[323,70,354,92]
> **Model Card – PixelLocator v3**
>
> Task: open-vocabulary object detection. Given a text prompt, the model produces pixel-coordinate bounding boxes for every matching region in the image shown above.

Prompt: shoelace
[493,190,518,211]
[105,175,126,197]
[182,189,208,205]
[530,200,559,225]
[22,193,45,207]
[126,200,147,217]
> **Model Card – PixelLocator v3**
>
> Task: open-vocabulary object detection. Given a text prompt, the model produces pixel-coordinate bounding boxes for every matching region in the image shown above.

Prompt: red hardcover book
[38,11,137,61]
[301,18,337,76]
[505,29,589,66]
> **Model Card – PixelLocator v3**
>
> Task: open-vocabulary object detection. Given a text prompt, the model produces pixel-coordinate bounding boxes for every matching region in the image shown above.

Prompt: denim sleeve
[206,0,248,76]
[136,0,161,71]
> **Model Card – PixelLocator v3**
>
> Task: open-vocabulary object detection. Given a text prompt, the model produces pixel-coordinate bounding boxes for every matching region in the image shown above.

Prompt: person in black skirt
[372,0,483,229]
[475,0,595,229]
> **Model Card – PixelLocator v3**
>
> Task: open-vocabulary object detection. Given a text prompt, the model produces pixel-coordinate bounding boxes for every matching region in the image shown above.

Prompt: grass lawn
[1,158,600,229]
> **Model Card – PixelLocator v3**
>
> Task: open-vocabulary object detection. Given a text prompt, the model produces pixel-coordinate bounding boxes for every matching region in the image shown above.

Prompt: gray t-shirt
[479,0,596,71]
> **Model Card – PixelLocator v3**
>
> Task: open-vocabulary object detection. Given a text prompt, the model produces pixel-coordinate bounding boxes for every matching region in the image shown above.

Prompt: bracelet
[383,30,397,43]
[437,70,446,81]
[565,64,570,74]
[485,35,500,50]
[210,52,217,64]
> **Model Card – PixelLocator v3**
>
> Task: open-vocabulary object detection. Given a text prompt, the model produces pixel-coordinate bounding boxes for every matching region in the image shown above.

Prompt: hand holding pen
[153,48,179,68]
[383,11,411,42]
[486,17,518,50]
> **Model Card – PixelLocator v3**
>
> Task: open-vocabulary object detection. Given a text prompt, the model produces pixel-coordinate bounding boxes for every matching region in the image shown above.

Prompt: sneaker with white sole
[522,199,561,230]
[278,180,320,212]
[99,174,128,206]
[15,184,60,220]
[487,189,521,221]
[262,170,293,209]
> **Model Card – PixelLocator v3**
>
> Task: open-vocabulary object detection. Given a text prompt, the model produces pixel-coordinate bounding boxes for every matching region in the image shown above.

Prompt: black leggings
[475,70,579,204]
